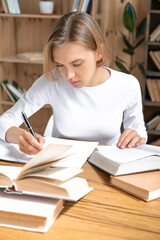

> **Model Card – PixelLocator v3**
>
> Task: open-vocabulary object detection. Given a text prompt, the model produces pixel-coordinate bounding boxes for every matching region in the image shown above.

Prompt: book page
[97,144,160,163]
[0,165,22,183]
[44,137,98,168]
[18,144,71,178]
[0,139,32,163]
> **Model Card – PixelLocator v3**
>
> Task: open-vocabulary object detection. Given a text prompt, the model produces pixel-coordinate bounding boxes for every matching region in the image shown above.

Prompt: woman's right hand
[5,126,45,155]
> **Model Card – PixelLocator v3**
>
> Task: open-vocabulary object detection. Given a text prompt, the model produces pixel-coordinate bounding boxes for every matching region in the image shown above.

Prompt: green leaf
[123,48,134,55]
[116,56,126,64]
[120,31,134,49]
[134,37,145,49]
[115,60,130,74]
[138,63,146,77]
[136,18,146,38]
[123,2,136,32]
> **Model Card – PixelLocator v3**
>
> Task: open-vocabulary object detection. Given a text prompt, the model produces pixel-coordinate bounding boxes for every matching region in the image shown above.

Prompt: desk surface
[0,161,160,240]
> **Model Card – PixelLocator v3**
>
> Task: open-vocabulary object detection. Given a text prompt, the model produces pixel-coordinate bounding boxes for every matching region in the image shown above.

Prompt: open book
[0,144,93,201]
[88,144,160,176]
[0,137,98,168]
[0,188,63,232]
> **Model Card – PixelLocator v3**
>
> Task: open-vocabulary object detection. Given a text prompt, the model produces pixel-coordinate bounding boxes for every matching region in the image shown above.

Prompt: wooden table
[0,162,160,240]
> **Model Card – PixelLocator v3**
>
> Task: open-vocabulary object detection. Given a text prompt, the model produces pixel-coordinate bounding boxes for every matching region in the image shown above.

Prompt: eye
[56,64,64,68]
[73,62,82,67]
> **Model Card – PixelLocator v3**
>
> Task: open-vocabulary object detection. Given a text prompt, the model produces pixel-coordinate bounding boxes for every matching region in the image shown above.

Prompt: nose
[64,67,75,80]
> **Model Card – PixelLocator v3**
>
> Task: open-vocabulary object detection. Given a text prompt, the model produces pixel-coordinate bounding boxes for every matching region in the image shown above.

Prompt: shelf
[147,129,160,135]
[144,100,160,107]
[0,100,14,106]
[148,41,160,46]
[146,70,160,77]
[0,55,43,64]
[150,10,160,14]
[0,13,61,19]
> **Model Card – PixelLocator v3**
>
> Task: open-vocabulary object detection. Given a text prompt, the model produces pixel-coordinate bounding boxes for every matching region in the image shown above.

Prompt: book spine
[7,84,23,99]
[0,80,16,102]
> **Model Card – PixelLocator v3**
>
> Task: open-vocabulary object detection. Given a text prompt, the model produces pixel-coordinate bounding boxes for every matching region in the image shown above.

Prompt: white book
[72,0,80,11]
[0,137,98,167]
[6,0,21,14]
[80,0,90,12]
[0,189,63,232]
[88,144,160,176]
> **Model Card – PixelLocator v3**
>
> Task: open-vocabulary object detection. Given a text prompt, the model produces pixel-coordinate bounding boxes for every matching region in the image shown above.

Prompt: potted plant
[115,2,147,77]
[39,0,54,15]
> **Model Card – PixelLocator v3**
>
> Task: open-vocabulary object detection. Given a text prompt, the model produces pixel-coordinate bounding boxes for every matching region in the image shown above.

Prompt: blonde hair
[44,11,110,80]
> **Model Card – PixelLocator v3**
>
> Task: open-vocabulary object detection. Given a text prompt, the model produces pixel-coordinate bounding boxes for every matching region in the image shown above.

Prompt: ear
[95,48,102,62]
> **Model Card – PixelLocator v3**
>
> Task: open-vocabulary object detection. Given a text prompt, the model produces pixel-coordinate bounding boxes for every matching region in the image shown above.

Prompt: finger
[117,128,133,148]
[125,135,142,148]
[24,132,43,151]
[36,133,45,146]
[135,137,146,146]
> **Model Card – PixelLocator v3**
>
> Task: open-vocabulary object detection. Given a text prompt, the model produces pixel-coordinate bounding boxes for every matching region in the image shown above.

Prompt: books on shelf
[7,80,26,100]
[1,0,9,13]
[17,52,44,62]
[150,24,160,42]
[0,80,16,102]
[0,188,63,232]
[149,50,160,71]
[88,144,160,176]
[0,138,98,201]
[109,171,160,202]
[6,0,21,14]
[146,114,160,130]
[72,0,92,13]
[146,78,160,102]
[72,0,81,11]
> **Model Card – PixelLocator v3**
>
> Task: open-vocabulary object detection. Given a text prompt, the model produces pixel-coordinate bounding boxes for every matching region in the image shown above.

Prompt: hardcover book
[88,144,160,176]
[110,171,160,201]
[0,188,63,232]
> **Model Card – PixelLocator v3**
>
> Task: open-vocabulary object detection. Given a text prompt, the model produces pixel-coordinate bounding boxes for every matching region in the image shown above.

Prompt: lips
[69,80,81,86]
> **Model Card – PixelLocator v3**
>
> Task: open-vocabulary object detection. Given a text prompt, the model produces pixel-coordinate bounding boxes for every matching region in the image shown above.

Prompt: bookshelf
[0,0,102,135]
[144,0,160,145]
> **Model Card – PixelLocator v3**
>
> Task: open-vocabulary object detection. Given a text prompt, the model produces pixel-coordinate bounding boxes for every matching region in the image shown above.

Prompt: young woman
[0,11,147,155]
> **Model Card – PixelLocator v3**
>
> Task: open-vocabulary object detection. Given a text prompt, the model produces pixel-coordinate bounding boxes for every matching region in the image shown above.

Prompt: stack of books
[146,114,160,131]
[149,50,160,71]
[88,144,160,202]
[0,137,98,232]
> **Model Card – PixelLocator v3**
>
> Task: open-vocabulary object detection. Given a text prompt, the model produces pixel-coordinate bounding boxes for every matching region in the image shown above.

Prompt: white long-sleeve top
[0,67,147,145]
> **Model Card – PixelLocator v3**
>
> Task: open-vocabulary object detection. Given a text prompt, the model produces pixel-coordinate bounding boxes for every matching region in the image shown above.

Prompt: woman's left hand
[117,128,146,149]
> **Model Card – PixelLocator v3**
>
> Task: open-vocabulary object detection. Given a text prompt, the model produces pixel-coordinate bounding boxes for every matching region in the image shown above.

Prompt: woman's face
[53,41,102,88]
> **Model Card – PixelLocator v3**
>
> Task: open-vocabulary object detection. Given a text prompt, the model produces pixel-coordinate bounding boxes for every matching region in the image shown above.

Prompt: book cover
[149,51,160,71]
[1,0,9,13]
[7,80,26,100]
[6,0,21,14]
[109,171,160,201]
[146,78,156,102]
[146,114,160,129]
[88,144,160,176]
[80,0,90,12]
[0,188,63,232]
[0,80,17,102]
[71,0,80,12]
[150,24,160,42]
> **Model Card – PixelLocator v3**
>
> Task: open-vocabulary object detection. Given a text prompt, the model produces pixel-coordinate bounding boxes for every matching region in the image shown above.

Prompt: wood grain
[0,161,159,240]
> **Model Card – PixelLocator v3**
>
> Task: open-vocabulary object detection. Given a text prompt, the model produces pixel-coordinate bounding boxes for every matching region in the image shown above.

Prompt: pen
[21,111,39,142]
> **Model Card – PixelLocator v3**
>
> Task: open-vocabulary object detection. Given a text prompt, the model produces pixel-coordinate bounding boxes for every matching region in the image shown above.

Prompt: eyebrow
[54,58,83,65]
